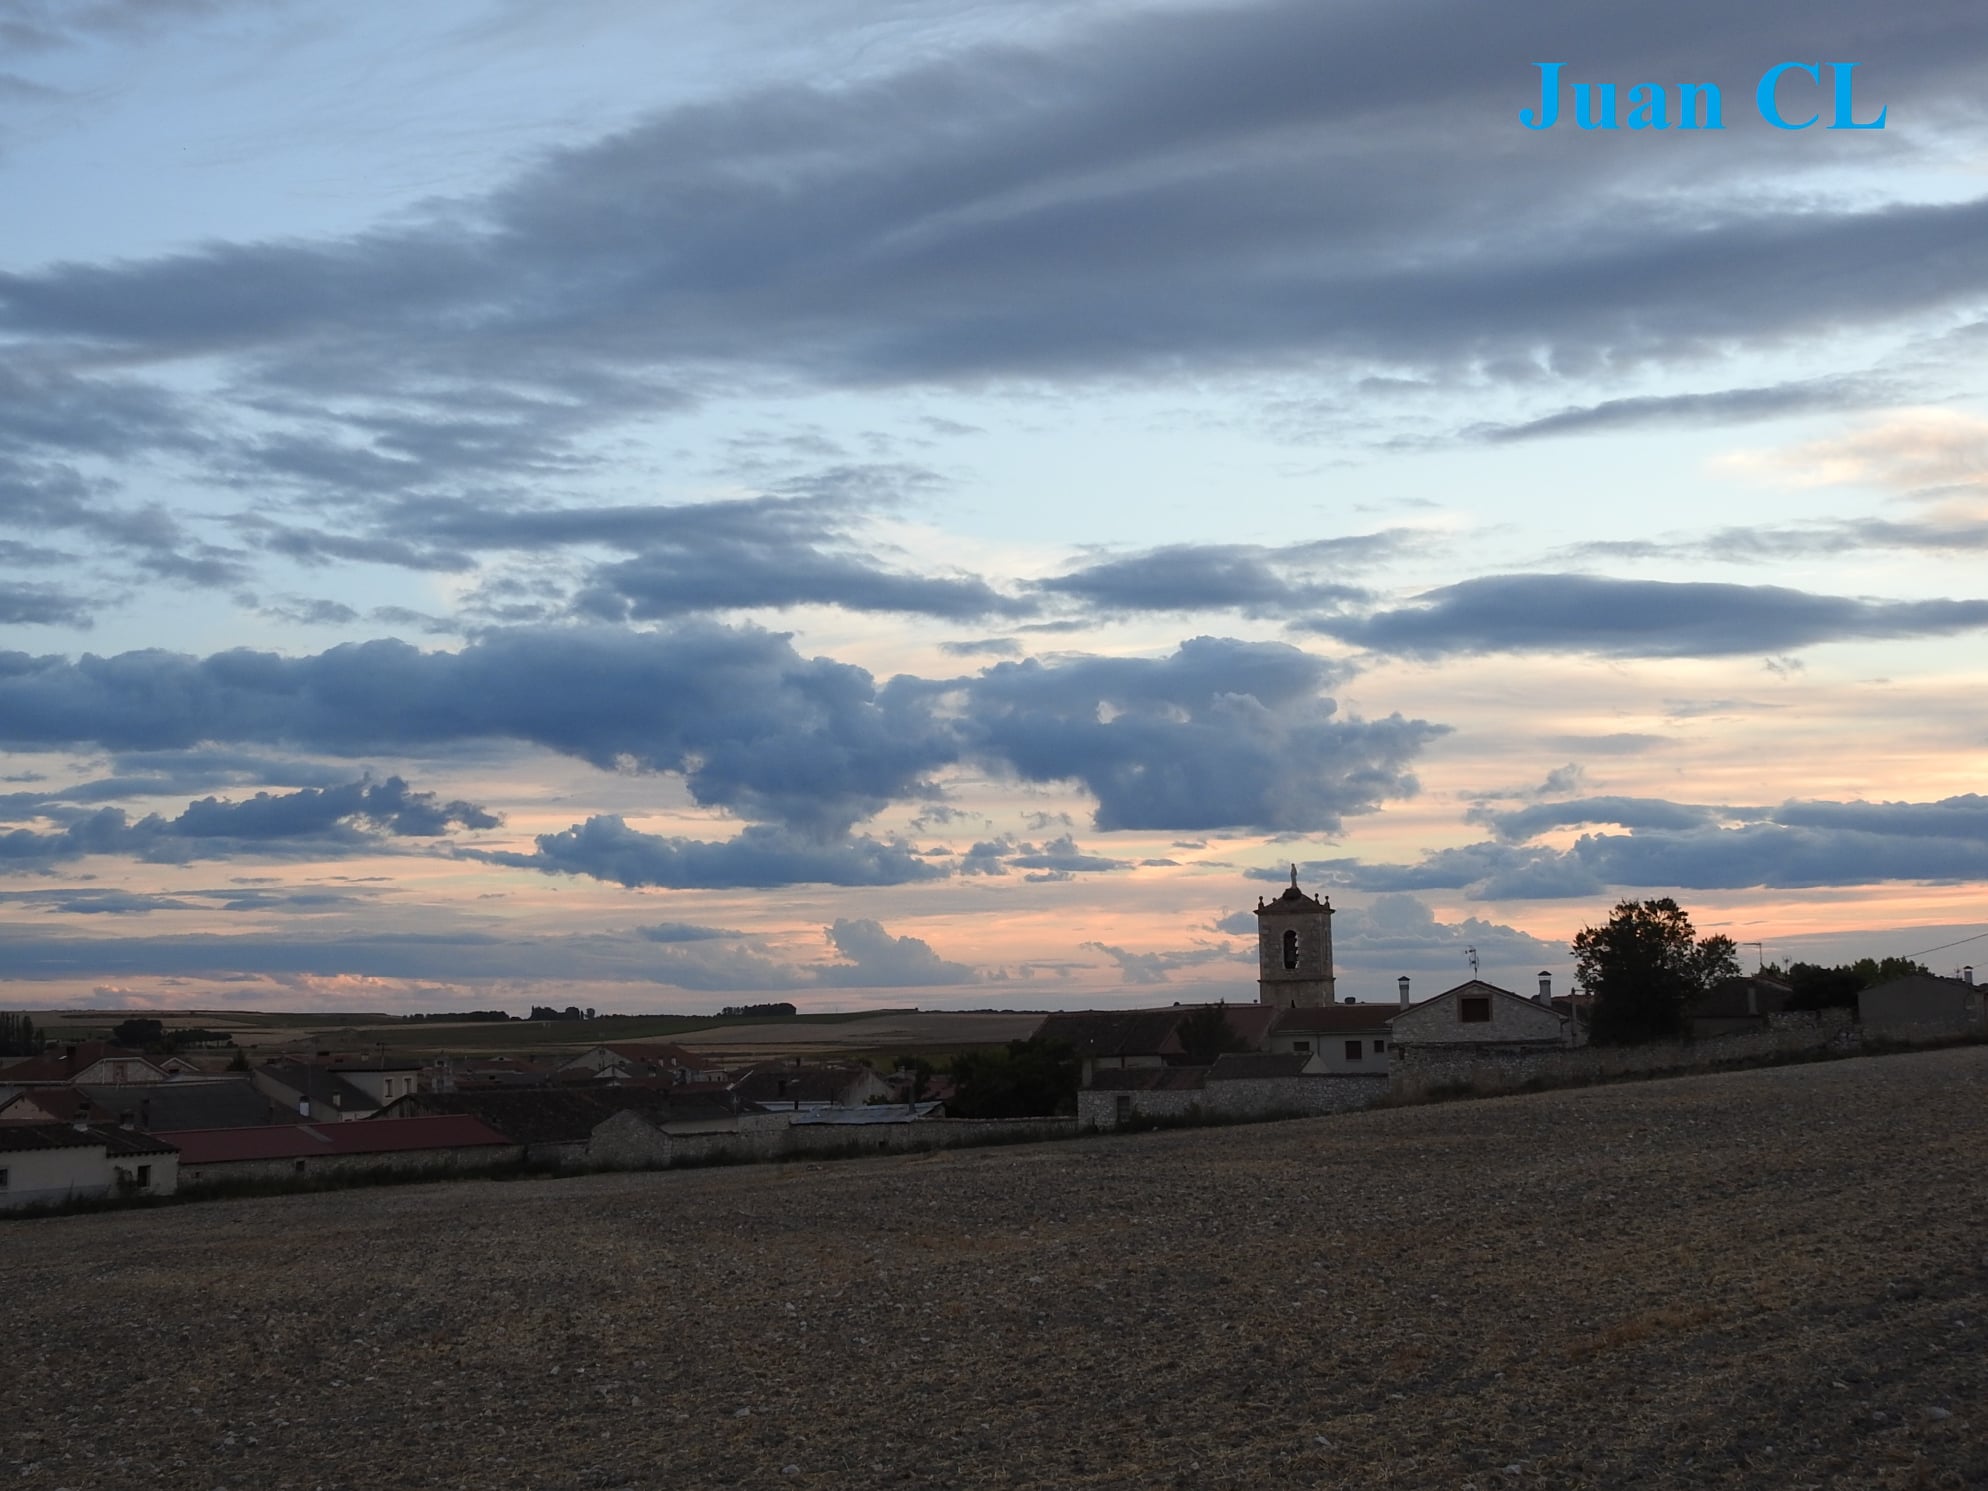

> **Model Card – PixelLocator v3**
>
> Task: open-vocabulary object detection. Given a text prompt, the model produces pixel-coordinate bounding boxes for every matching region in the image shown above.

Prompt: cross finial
[1290,863,1298,889]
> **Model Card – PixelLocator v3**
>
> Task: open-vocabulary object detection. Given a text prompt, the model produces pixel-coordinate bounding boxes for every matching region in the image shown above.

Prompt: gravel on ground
[7,1045,1986,1490]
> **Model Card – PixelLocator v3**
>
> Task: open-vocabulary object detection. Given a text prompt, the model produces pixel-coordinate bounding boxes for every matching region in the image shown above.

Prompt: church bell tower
[1255,866,1335,1008]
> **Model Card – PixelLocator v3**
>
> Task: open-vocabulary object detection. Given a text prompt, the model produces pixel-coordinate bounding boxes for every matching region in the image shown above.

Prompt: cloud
[0,776,497,871]
[476,817,945,889]
[1300,575,1988,659]
[1321,793,1988,898]
[1720,409,1988,496]
[1035,535,1405,617]
[957,635,1442,831]
[638,921,744,943]
[1082,938,1234,985]
[0,626,1445,849]
[1472,376,1891,444]
[815,917,974,986]
[0,579,92,627]
[0,625,956,835]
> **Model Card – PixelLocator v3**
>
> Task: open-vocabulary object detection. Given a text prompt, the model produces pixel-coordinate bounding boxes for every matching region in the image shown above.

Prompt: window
[1374,1039,1387,1053]
[135,1165,152,1187]
[0,1168,8,1189]
[1460,996,1492,1023]
[1343,1040,1363,1062]
[1114,1095,1132,1123]
[1282,929,1299,970]
[294,1158,307,1174]
[1292,1040,1311,1053]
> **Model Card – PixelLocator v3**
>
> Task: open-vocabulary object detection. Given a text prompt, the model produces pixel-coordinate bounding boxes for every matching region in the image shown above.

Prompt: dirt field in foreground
[7,1047,1986,1491]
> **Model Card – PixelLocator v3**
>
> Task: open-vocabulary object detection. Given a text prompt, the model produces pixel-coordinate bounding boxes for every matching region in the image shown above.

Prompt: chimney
[298,1096,311,1119]
[1963,966,1974,986]
[1537,971,1552,1005]
[120,1112,136,1130]
[71,1116,90,1133]
[1397,975,1411,1009]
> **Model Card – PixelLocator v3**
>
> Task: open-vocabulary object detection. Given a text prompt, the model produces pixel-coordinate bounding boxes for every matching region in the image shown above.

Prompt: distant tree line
[1575,898,1936,1045]
[949,1036,1079,1118]
[0,1011,39,1057]
[527,1005,595,1022]
[1766,956,1929,1016]
[109,1018,234,1053]
[401,1010,515,1023]
[719,1002,798,1018]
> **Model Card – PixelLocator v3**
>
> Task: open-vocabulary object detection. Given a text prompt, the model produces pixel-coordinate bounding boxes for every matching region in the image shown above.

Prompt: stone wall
[586,1111,1077,1170]
[1077,1074,1389,1131]
[1389,1011,1857,1101]
[179,1143,522,1189]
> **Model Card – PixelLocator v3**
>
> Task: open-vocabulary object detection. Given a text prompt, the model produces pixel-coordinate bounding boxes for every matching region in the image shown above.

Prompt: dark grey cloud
[1471,376,1892,443]
[957,635,1441,832]
[0,775,497,871]
[0,579,92,626]
[0,625,956,834]
[0,626,1441,854]
[0,884,376,915]
[1467,795,1724,842]
[477,817,945,889]
[1006,834,1129,875]
[638,921,743,943]
[1320,793,1988,899]
[1301,575,1988,659]
[1565,516,1988,568]
[1,0,1983,522]
[1036,534,1406,618]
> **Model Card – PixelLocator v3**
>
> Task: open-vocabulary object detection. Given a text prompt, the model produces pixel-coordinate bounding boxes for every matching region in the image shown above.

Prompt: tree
[1573,898,1739,1045]
[0,1011,38,1058]
[1174,1003,1249,1065]
[112,1017,166,1050]
[949,1036,1079,1118]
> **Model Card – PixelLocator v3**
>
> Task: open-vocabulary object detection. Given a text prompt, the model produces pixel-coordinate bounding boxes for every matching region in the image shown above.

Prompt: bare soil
[7,1046,1986,1490]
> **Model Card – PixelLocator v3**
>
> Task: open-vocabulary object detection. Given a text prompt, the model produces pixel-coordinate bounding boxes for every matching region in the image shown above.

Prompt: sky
[2,0,1986,1015]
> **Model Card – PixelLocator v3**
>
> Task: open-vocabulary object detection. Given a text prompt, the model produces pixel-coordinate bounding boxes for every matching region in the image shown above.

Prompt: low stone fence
[1390,1010,1858,1101]
[586,1110,1079,1170]
[179,1142,524,1190]
[1078,1074,1389,1132]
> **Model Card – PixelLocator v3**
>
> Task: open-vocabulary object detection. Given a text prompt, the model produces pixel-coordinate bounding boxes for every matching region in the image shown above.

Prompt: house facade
[1389,978,1571,1053]
[0,1123,179,1211]
[1266,1003,1394,1073]
[1860,971,1985,1041]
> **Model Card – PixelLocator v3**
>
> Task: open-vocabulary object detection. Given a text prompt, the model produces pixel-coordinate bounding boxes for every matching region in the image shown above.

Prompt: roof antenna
[1465,945,1479,977]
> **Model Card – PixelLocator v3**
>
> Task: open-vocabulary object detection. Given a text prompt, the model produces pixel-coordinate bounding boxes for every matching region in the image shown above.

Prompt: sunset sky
[2,0,1985,1014]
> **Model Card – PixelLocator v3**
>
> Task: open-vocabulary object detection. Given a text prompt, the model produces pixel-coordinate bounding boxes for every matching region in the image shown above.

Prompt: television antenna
[1465,945,1479,977]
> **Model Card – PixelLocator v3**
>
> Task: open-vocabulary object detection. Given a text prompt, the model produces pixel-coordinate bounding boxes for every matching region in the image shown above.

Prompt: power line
[1903,927,1988,959]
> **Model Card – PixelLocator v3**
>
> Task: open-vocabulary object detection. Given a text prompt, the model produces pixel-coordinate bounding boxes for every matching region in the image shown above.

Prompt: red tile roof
[1274,1003,1397,1034]
[162,1114,512,1164]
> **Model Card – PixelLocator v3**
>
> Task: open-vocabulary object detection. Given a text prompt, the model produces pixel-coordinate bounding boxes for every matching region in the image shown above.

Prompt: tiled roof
[164,1114,512,1165]
[731,1065,875,1106]
[1207,1052,1316,1081]
[386,1087,746,1146]
[1274,1003,1396,1034]
[255,1062,379,1113]
[0,1122,176,1156]
[78,1079,290,1132]
[1036,1009,1187,1060]
[0,1043,163,1085]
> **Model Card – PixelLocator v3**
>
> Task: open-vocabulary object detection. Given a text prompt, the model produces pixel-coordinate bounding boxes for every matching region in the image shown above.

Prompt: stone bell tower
[1255,865,1335,1008]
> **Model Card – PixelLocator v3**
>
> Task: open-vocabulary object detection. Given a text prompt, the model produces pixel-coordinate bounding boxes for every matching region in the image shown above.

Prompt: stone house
[382,1086,755,1167]
[1078,1054,1387,1130]
[0,1122,179,1211]
[251,1061,385,1121]
[1,1042,169,1087]
[1037,1005,1278,1086]
[1860,970,1984,1041]
[1388,977,1571,1054]
[1689,974,1795,1039]
[730,1063,892,1113]
[560,1042,723,1085]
